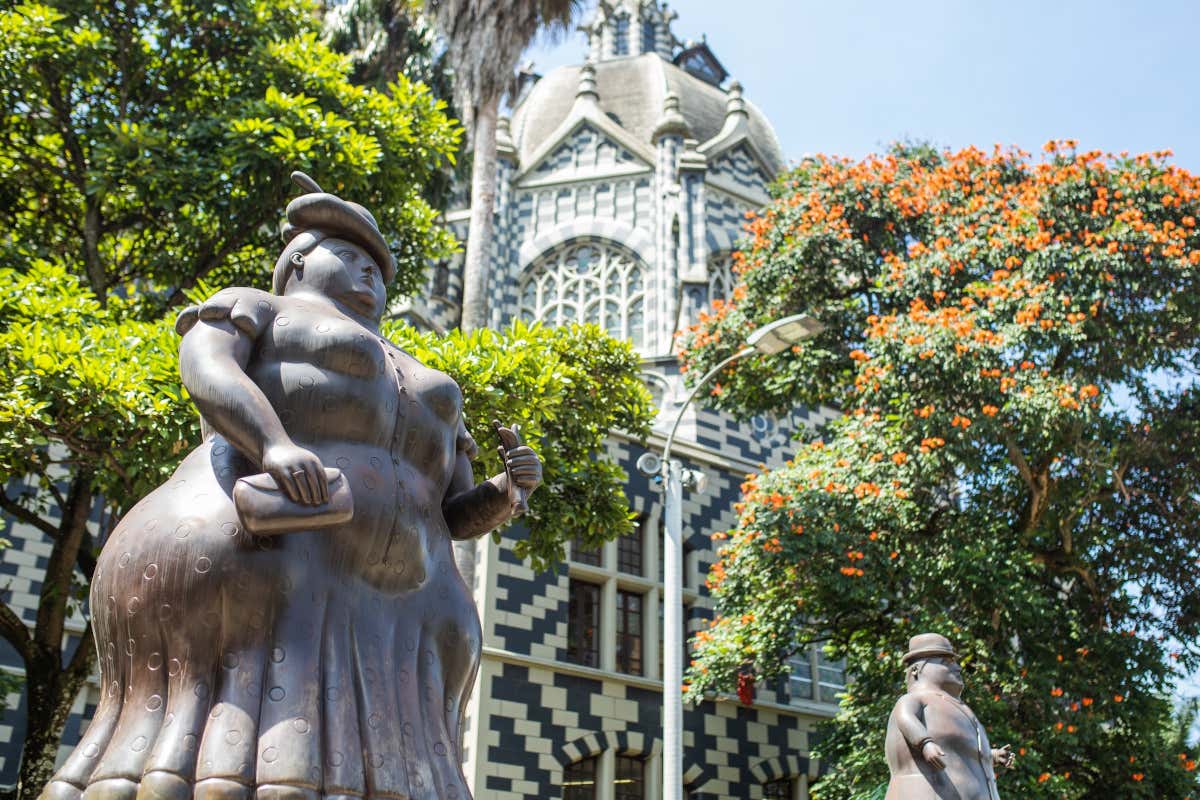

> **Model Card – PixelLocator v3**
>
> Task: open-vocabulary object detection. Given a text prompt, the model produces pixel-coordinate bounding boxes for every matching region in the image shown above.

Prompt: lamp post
[653,313,822,800]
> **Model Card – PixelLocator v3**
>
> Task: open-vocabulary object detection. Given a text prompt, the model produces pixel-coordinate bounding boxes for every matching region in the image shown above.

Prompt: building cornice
[480,645,838,720]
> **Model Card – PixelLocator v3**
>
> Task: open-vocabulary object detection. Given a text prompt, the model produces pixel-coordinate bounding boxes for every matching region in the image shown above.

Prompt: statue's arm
[893,695,946,769]
[442,419,542,540]
[178,316,326,505]
[441,455,512,541]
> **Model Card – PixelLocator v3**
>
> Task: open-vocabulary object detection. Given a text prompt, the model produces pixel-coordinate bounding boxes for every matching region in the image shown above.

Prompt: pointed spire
[575,61,599,105]
[725,80,747,121]
[652,91,689,142]
[496,115,516,161]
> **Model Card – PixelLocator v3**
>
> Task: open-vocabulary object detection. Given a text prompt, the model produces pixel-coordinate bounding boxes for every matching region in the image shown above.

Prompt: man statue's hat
[902,633,958,665]
[280,171,395,283]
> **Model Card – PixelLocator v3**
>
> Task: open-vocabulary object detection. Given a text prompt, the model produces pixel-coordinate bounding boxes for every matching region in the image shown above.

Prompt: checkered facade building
[0,2,840,797]
[402,3,840,798]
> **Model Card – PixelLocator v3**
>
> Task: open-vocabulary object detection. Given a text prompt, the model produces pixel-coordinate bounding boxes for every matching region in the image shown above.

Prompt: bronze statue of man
[885,634,1015,800]
[41,173,542,800]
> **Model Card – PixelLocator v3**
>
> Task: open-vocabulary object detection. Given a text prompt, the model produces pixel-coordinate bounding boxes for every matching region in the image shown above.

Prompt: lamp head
[745,313,824,355]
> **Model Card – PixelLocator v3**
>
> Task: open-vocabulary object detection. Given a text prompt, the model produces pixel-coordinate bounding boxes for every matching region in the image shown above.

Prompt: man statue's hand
[921,740,947,770]
[992,744,1015,769]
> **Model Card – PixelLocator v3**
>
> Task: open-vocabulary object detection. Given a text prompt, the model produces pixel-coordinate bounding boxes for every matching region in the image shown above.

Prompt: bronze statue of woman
[41,173,541,800]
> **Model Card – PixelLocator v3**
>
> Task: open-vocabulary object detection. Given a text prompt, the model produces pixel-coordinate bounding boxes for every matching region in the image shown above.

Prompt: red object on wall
[737,671,756,706]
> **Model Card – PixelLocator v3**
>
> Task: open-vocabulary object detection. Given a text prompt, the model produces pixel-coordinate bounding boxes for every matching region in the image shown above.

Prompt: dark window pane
[818,650,847,704]
[567,581,601,668]
[616,591,643,675]
[563,756,598,800]
[613,15,629,55]
[763,778,792,799]
[615,755,644,800]
[571,535,601,566]
[641,19,656,54]
[617,520,643,576]
[787,650,814,703]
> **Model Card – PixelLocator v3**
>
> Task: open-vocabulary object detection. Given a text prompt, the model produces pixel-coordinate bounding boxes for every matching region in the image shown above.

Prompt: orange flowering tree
[679,143,1200,798]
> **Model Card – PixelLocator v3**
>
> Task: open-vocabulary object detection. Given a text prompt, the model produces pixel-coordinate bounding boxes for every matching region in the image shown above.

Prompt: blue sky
[526,0,1200,170]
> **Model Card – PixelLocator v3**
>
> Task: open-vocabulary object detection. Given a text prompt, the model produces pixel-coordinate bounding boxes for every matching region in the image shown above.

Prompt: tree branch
[0,494,58,539]
[34,473,93,652]
[1003,431,1035,495]
[0,600,32,667]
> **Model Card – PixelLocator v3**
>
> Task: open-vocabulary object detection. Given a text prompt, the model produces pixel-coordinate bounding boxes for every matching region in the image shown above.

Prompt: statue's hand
[493,421,541,515]
[502,445,542,492]
[262,442,328,506]
[921,740,947,770]
[992,744,1015,769]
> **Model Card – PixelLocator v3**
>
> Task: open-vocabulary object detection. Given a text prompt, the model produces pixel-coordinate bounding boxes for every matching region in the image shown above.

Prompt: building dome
[510,53,786,177]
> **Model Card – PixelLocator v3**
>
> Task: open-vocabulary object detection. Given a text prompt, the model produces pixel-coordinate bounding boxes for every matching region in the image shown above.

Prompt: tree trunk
[15,474,97,800]
[453,94,501,592]
[458,94,500,333]
[17,644,94,800]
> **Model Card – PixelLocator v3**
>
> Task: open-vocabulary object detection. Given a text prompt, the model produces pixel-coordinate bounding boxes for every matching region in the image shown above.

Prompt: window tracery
[519,241,647,347]
[707,251,737,303]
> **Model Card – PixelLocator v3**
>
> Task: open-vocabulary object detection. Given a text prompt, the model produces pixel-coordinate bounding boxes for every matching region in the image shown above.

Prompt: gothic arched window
[519,241,647,347]
[707,251,737,303]
[612,12,630,55]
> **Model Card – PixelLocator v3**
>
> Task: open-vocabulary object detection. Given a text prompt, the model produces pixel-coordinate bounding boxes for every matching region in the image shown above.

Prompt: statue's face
[290,237,386,320]
[920,656,964,694]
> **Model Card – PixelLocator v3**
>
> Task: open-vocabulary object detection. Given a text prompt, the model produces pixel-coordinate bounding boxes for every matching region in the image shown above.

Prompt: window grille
[563,756,598,800]
[567,580,601,668]
[707,252,737,303]
[612,14,630,55]
[571,535,602,566]
[614,755,645,800]
[519,241,647,347]
[615,590,643,675]
[617,520,643,576]
[763,778,793,799]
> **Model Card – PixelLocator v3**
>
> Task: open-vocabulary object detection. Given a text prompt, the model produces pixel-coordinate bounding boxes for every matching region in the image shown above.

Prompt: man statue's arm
[893,695,947,770]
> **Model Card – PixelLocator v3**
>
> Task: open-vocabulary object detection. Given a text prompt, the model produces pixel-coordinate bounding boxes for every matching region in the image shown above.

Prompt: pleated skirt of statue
[41,448,480,800]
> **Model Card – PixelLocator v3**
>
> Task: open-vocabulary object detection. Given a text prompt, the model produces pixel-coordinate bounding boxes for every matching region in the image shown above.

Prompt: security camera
[636,452,662,478]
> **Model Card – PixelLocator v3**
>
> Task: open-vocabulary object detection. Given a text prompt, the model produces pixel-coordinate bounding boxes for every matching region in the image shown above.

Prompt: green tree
[680,143,1200,798]
[0,0,460,793]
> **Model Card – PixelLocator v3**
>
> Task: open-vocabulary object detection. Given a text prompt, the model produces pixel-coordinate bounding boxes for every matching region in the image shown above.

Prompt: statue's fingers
[275,469,301,503]
[493,420,521,450]
[308,463,328,505]
[510,466,540,483]
[506,452,539,468]
[292,466,314,505]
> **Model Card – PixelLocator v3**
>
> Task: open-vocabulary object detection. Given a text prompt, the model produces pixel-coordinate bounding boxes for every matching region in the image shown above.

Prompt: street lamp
[645,313,822,800]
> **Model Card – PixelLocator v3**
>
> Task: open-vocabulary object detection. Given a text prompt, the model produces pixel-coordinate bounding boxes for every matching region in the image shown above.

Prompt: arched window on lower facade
[519,240,647,347]
[763,777,800,799]
[614,755,645,800]
[563,755,599,799]
[560,753,647,800]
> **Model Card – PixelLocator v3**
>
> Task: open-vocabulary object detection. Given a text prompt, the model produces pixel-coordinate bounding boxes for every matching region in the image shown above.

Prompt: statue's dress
[46,290,481,800]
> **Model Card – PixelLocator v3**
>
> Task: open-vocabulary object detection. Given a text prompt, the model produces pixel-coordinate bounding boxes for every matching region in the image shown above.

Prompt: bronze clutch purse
[233,468,354,535]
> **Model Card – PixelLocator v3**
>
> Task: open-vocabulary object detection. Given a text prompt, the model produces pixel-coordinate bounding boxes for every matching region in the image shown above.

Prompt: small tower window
[641,19,657,55]
[612,13,630,55]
